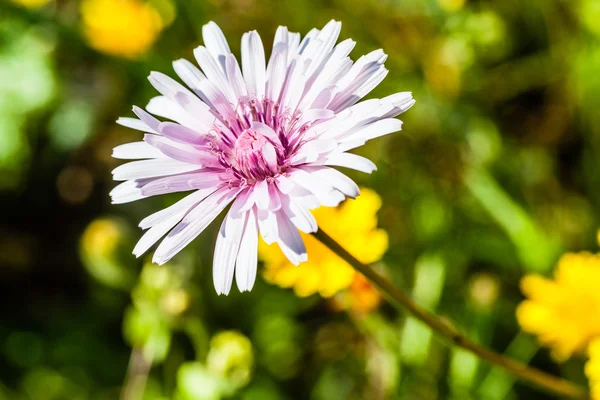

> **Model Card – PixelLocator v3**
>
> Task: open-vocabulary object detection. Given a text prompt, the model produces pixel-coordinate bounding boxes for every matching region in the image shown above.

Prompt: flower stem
[312,229,589,400]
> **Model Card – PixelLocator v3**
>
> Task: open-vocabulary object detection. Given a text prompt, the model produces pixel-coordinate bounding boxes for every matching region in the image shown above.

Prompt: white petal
[194,46,236,103]
[297,108,335,127]
[194,75,237,119]
[337,118,403,152]
[273,26,289,53]
[281,195,318,234]
[144,135,216,166]
[132,106,161,132]
[153,187,241,265]
[266,43,287,101]
[148,72,213,124]
[267,182,282,211]
[290,138,338,164]
[149,71,194,100]
[237,186,257,213]
[257,208,278,245]
[116,117,157,134]
[299,28,319,54]
[327,49,387,111]
[202,21,231,69]
[287,168,345,207]
[379,92,415,118]
[147,96,212,133]
[158,122,211,145]
[275,211,307,266]
[112,158,202,181]
[274,174,296,194]
[110,180,146,204]
[172,59,206,91]
[304,20,341,78]
[172,59,237,123]
[317,98,388,140]
[235,207,259,292]
[254,179,270,210]
[287,32,301,63]
[133,212,183,257]
[329,57,388,111]
[300,166,360,198]
[241,31,266,98]
[261,142,278,170]
[213,201,247,295]
[320,152,377,174]
[112,142,164,159]
[139,187,218,229]
[225,53,247,98]
[140,170,225,196]
[278,57,306,111]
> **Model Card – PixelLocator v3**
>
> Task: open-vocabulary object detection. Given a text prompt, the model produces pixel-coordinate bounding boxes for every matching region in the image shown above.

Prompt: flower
[260,187,388,297]
[517,252,600,361]
[80,0,165,59]
[111,20,414,295]
[586,339,600,400]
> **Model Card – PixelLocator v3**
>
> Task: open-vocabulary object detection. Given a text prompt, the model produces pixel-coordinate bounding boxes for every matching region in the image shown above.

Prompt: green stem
[312,229,589,400]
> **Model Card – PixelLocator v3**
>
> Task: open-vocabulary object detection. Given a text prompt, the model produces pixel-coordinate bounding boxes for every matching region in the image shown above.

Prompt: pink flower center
[232,128,280,182]
[234,128,269,160]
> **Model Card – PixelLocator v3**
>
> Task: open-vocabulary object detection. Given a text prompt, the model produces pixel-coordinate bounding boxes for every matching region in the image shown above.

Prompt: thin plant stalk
[312,229,589,400]
[120,347,152,400]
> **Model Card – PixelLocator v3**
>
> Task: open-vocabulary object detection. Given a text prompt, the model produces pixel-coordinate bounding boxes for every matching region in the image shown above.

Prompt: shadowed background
[1,0,600,399]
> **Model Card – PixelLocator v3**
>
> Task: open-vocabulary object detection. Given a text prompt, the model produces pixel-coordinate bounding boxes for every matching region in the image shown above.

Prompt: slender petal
[112,142,164,159]
[235,207,259,292]
[153,187,241,265]
[275,211,307,266]
[242,31,266,99]
[213,200,248,295]
[318,152,377,174]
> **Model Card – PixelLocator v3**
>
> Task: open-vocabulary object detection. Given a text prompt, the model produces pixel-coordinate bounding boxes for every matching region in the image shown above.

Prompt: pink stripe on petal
[268,182,282,211]
[140,171,225,196]
[159,122,211,145]
[132,106,161,132]
[116,117,157,134]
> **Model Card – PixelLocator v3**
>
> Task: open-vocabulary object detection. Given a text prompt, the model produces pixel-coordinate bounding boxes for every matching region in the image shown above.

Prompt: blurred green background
[2,0,600,399]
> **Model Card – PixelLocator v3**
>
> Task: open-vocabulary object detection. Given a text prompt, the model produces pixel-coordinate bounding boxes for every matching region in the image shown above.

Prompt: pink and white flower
[111,20,414,295]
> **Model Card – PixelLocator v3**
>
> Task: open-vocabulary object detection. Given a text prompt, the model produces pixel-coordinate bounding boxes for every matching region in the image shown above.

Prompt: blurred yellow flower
[81,218,120,258]
[517,252,600,361]
[260,188,388,298]
[80,0,165,59]
[10,0,51,9]
[586,339,600,400]
[331,273,382,314]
